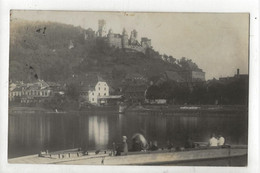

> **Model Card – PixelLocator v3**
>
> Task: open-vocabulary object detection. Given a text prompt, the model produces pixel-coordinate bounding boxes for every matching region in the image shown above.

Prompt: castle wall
[108,37,122,48]
[122,35,128,48]
[93,21,152,54]
[141,38,151,48]
[124,45,146,54]
[85,31,95,40]
[145,40,151,48]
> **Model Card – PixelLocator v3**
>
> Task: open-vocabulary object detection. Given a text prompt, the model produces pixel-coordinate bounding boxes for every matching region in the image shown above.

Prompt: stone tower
[122,28,128,48]
[97,19,106,37]
[107,29,113,38]
[107,29,114,47]
[130,29,138,45]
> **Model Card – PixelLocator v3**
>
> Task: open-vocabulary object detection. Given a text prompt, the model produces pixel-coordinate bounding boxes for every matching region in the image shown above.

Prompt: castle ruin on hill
[84,19,152,54]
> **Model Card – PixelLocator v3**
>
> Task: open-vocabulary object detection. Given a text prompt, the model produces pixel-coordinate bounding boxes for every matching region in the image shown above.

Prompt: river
[8,109,248,159]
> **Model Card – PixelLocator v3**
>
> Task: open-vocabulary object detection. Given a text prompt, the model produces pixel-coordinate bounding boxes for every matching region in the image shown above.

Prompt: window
[98,93,100,96]
[104,87,106,91]
[92,92,94,96]
[92,98,94,101]
[99,87,100,90]
[104,93,106,96]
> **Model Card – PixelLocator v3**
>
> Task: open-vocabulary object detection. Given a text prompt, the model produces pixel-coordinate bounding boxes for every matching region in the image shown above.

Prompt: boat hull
[82,147,247,165]
[9,146,247,166]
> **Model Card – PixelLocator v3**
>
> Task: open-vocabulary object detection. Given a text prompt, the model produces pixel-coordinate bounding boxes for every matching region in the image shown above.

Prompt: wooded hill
[9,20,203,85]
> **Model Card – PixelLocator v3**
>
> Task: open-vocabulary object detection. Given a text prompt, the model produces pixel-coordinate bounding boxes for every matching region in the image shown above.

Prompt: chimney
[237,68,240,76]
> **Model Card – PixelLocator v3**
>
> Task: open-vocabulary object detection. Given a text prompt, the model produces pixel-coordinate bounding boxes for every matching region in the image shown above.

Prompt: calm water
[8,110,248,158]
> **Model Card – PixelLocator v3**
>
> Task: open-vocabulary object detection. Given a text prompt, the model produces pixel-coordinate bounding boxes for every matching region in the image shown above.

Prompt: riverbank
[9,106,53,114]
[126,105,247,116]
[9,105,247,115]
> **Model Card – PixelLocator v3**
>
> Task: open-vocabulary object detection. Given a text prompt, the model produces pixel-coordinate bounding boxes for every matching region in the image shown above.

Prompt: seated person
[184,137,195,149]
[115,145,121,156]
[209,133,218,147]
[131,133,149,151]
[218,135,225,146]
[150,141,159,151]
[166,140,173,150]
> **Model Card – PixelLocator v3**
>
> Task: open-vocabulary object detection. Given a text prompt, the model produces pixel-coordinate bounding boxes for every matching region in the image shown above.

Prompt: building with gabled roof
[76,74,110,105]
[88,80,109,104]
[9,79,63,103]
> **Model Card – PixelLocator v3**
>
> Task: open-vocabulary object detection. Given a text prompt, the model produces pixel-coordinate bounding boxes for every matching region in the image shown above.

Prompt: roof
[26,85,50,90]
[98,95,122,99]
[141,37,151,41]
[12,87,23,92]
[45,81,60,87]
[114,34,122,38]
[97,76,106,82]
[36,80,49,88]
[25,80,53,90]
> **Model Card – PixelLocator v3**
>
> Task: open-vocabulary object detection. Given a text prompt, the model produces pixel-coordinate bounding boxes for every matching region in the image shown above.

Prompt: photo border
[0,0,259,173]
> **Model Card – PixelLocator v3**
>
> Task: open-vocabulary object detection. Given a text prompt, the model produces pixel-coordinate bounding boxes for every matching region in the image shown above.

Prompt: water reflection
[88,116,109,149]
[8,111,247,158]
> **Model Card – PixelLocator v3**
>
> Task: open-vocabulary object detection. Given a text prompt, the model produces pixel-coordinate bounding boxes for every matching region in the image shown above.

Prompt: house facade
[88,81,109,104]
[9,80,62,103]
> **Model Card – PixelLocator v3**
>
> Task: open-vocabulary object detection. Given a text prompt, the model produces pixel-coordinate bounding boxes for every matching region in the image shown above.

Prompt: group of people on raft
[114,133,226,156]
[209,133,225,147]
[114,133,160,156]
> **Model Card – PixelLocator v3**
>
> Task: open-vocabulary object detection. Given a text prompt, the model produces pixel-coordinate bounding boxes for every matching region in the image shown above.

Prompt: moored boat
[9,145,247,165]
[73,145,247,165]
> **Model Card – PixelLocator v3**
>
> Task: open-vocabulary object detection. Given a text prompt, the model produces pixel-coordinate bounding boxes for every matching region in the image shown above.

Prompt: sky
[11,11,249,80]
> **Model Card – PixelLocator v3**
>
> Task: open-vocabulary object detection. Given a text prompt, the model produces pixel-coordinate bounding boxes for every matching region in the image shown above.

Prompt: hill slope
[9,20,201,85]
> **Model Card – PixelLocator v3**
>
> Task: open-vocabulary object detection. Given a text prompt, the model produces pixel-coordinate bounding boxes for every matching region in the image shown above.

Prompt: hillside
[9,20,202,86]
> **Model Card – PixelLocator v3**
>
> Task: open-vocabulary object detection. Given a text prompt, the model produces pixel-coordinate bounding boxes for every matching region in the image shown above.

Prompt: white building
[88,81,109,104]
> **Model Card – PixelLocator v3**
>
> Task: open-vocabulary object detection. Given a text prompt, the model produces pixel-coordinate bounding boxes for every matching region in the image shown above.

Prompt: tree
[168,56,176,64]
[66,83,80,100]
[190,84,207,104]
[178,57,202,72]
[145,85,161,99]
[112,67,126,80]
